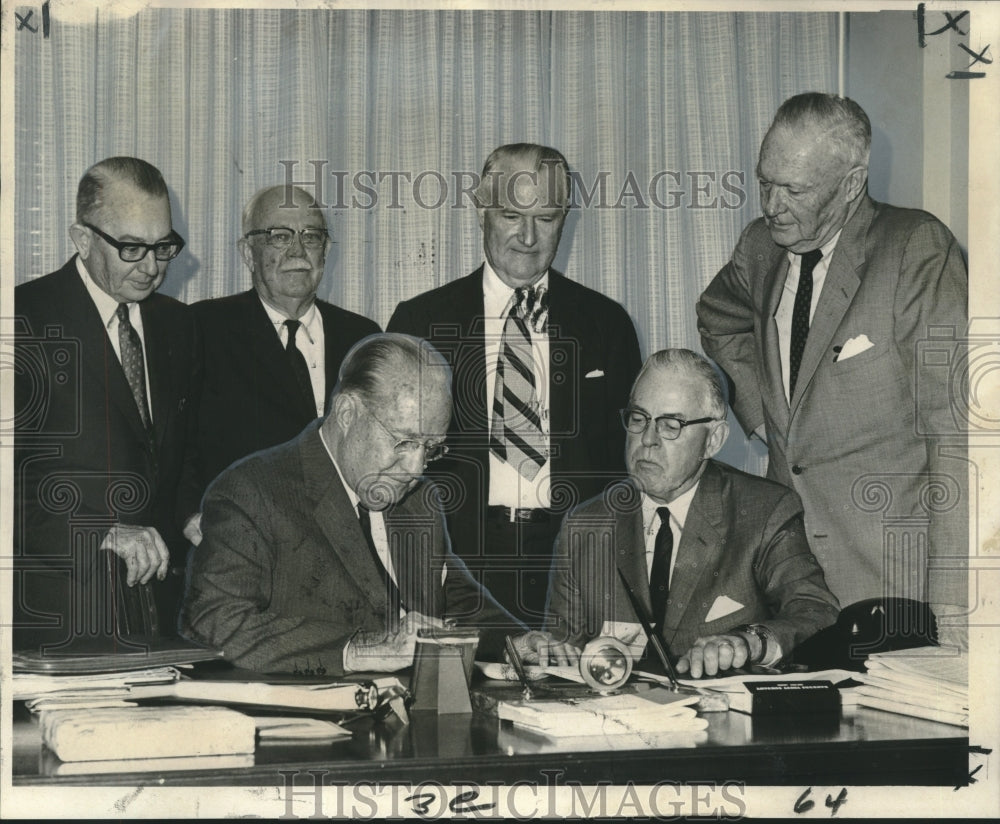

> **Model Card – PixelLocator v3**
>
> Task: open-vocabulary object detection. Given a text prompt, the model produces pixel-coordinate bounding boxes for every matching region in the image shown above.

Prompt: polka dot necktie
[789,249,824,398]
[116,303,151,431]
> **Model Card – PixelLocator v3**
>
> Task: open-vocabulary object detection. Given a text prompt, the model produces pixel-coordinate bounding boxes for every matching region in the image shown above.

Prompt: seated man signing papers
[181,333,524,674]
[542,349,840,677]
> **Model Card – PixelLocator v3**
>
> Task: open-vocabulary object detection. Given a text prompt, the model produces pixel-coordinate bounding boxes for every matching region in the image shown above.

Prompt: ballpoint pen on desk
[504,635,535,701]
[615,566,690,694]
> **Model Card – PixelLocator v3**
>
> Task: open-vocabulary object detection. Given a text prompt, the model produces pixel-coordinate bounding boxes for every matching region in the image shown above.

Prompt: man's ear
[237,237,254,271]
[704,419,730,460]
[69,224,91,259]
[843,165,868,202]
[333,392,359,432]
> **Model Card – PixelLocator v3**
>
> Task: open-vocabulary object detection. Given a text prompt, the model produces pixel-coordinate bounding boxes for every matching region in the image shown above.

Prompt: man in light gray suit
[697,93,967,617]
[181,333,523,674]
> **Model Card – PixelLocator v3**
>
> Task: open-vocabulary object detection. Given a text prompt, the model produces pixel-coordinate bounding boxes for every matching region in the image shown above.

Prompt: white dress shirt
[483,262,551,509]
[641,481,699,587]
[774,231,842,402]
[77,257,153,422]
[259,296,326,416]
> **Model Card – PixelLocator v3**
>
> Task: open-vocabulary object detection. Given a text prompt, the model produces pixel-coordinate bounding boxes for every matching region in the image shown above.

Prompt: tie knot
[800,248,823,275]
[284,318,301,341]
[116,303,131,324]
[511,284,549,332]
[656,506,671,527]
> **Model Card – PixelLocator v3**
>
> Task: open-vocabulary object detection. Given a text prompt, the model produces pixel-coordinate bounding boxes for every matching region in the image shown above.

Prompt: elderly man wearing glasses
[538,348,840,678]
[182,333,525,674]
[192,184,379,501]
[13,157,200,651]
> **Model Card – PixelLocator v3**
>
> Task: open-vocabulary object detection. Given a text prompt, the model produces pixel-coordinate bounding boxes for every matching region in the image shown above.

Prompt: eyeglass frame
[619,407,720,441]
[83,221,185,262]
[357,397,449,463]
[244,226,330,249]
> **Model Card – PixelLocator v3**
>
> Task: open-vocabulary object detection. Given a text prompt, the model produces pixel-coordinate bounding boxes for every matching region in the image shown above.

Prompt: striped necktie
[490,286,547,480]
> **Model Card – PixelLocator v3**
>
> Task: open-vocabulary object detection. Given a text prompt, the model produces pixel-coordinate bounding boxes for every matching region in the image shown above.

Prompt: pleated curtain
[13,7,838,474]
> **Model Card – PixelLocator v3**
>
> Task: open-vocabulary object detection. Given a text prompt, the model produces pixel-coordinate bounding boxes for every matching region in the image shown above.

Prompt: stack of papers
[855,647,968,727]
[498,691,706,736]
[14,667,182,711]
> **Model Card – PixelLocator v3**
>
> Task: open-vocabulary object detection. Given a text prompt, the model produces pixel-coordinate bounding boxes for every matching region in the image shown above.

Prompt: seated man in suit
[192,184,379,498]
[14,156,201,651]
[181,333,525,674]
[389,143,641,628]
[541,349,840,677]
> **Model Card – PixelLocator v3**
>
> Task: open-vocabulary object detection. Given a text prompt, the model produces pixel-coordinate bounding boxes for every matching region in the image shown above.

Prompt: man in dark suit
[192,184,379,494]
[14,157,201,651]
[388,143,642,628]
[542,349,839,678]
[697,93,968,616]
[181,334,524,674]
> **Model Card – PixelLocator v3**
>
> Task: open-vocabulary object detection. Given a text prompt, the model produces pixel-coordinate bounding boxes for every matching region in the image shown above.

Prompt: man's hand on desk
[511,631,581,667]
[100,524,170,586]
[676,634,752,679]
[183,512,203,547]
[343,612,445,673]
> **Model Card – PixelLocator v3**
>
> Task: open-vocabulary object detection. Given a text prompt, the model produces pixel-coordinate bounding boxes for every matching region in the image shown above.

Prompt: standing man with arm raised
[389,143,642,627]
[697,93,968,620]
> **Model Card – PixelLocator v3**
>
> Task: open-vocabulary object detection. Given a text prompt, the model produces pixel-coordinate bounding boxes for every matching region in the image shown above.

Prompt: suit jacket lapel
[304,426,392,616]
[617,500,653,622]
[790,198,871,414]
[452,268,489,434]
[546,271,576,454]
[760,253,791,430]
[661,463,726,650]
[58,262,149,443]
[140,299,172,451]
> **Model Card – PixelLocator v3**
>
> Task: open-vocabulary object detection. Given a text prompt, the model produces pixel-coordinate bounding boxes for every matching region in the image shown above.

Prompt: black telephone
[792,597,938,671]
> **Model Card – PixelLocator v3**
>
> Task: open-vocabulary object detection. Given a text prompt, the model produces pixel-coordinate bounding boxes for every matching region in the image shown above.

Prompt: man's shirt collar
[482,260,549,319]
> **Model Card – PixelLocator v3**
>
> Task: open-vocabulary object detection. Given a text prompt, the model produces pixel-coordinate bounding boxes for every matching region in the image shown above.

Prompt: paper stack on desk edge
[498,690,706,736]
[855,648,968,727]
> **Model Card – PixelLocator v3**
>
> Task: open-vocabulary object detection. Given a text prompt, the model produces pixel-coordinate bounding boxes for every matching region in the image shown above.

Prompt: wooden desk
[11,688,968,787]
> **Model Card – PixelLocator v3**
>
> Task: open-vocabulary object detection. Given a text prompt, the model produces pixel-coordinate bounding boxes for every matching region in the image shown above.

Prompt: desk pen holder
[409,627,479,714]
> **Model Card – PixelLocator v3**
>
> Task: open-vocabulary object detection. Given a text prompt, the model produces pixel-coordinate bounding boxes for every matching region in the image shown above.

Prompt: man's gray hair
[76,157,168,224]
[241,184,325,235]
[635,348,728,420]
[332,332,452,410]
[474,143,570,210]
[770,92,871,170]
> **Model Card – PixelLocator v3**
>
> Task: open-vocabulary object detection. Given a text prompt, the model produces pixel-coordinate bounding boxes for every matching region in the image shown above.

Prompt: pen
[616,566,683,692]
[504,635,534,701]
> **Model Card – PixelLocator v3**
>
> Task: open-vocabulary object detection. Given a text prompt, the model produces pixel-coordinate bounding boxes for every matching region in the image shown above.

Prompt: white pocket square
[704,595,744,622]
[835,333,874,362]
[585,369,605,379]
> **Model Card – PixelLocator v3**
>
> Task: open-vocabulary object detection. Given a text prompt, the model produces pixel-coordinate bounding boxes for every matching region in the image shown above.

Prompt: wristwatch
[731,623,774,665]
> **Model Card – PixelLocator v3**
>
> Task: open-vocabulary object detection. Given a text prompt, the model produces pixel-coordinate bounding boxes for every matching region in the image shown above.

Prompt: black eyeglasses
[83,222,185,262]
[244,227,329,249]
[360,398,449,463]
[619,408,719,440]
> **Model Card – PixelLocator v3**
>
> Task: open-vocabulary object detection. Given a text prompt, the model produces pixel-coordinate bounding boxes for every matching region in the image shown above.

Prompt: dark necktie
[490,286,547,480]
[357,504,403,616]
[649,507,673,628]
[116,303,152,430]
[788,248,824,398]
[284,319,316,415]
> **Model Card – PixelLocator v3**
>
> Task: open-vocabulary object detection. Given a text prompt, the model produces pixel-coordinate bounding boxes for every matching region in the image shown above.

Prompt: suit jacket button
[791,464,803,475]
